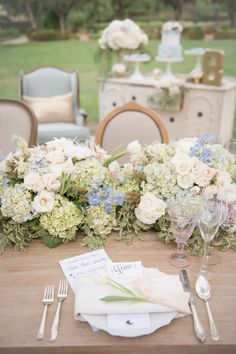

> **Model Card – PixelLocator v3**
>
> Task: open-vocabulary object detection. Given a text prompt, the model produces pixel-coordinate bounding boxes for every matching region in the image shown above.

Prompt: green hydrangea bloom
[84,205,116,237]
[40,195,84,240]
[70,158,106,196]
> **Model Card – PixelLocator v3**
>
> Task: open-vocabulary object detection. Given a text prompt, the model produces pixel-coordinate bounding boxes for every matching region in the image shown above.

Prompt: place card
[107,261,143,279]
[106,261,150,330]
[107,313,151,330]
[59,249,111,293]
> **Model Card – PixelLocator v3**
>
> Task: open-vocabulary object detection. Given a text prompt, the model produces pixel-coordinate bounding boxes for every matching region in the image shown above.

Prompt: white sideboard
[98,76,236,142]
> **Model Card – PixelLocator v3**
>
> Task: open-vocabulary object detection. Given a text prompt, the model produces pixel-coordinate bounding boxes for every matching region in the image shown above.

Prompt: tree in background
[111,0,133,19]
[1,0,40,29]
[160,0,194,20]
[47,0,86,33]
[219,0,236,28]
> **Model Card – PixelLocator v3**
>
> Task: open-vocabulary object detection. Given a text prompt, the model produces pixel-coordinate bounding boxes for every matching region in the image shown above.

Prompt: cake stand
[185,48,205,83]
[125,53,151,81]
[155,56,183,83]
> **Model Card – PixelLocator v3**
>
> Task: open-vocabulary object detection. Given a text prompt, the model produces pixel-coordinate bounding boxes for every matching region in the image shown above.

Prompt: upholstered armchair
[20,66,90,144]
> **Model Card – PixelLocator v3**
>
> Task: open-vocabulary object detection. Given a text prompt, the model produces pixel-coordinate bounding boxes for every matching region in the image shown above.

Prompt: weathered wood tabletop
[0,231,235,354]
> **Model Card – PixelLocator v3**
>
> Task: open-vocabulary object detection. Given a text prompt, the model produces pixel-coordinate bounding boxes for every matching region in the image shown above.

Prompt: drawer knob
[198,111,203,117]
[112,102,117,107]
[169,117,175,123]
[132,96,136,101]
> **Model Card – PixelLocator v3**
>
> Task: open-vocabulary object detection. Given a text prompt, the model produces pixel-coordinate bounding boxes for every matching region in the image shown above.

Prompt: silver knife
[180,269,206,343]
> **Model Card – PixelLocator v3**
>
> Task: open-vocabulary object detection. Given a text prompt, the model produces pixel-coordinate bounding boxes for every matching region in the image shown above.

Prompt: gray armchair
[20,66,90,144]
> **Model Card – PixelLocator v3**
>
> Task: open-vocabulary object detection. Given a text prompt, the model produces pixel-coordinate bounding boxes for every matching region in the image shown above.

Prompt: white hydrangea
[98,19,148,51]
[1,184,33,223]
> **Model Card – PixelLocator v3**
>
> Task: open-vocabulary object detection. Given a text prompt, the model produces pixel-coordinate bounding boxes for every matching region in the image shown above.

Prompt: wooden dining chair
[0,99,37,156]
[95,101,169,162]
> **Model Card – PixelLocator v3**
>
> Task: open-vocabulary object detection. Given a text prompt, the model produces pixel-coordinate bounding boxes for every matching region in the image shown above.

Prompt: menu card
[59,249,111,293]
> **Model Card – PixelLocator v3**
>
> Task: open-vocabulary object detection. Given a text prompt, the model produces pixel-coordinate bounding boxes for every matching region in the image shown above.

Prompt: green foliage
[41,10,60,30]
[80,234,107,249]
[113,203,143,244]
[148,86,187,110]
[68,10,88,30]
[28,29,70,41]
[182,26,204,39]
[60,173,72,196]
[0,218,44,252]
[42,233,63,248]
[215,28,236,39]
[0,28,19,41]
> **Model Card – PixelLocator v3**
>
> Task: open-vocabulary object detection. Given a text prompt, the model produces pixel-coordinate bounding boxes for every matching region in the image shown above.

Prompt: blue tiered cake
[158,21,183,61]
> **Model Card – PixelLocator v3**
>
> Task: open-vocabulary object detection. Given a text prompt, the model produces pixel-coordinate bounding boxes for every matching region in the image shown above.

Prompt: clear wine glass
[168,200,199,268]
[206,199,228,266]
[198,198,222,278]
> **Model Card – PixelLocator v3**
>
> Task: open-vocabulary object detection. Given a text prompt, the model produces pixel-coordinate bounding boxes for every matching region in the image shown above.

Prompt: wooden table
[0,232,236,354]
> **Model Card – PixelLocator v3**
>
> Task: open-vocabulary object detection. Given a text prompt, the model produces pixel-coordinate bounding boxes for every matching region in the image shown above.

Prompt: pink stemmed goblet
[168,201,199,268]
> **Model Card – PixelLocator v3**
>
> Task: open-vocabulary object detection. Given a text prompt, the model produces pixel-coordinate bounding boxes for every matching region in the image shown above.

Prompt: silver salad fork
[37,284,54,340]
[50,279,68,342]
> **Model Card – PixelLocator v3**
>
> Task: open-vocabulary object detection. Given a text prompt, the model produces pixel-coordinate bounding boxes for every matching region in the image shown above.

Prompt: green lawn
[0,39,235,136]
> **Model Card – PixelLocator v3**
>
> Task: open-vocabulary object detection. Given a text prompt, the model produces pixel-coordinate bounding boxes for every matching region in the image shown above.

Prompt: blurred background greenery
[0,0,236,135]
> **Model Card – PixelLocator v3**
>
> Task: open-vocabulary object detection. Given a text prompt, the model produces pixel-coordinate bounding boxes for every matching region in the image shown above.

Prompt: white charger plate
[80,311,177,338]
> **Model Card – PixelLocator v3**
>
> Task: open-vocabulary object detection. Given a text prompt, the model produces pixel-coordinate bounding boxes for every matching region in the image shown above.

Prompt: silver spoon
[195,275,220,341]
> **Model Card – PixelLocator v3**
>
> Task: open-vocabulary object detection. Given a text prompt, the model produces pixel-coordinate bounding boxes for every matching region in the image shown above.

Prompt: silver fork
[37,284,54,340]
[50,279,68,342]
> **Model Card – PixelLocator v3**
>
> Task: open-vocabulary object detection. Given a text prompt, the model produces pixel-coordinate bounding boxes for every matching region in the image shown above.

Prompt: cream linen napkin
[74,267,191,319]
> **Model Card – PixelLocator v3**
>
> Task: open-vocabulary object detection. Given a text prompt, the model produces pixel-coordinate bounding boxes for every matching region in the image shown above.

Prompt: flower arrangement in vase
[97,19,149,76]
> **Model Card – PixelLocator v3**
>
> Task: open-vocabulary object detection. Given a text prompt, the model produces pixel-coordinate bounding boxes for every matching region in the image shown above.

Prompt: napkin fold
[74,267,191,319]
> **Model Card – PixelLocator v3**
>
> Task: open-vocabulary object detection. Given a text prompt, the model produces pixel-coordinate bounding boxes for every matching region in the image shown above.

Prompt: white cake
[158,21,183,61]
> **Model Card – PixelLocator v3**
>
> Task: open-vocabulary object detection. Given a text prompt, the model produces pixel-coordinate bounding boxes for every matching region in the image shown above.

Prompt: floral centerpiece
[97,19,149,76]
[0,135,236,255]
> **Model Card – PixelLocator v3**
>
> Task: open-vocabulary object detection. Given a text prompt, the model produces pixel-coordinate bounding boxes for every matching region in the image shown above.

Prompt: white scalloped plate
[80,311,177,338]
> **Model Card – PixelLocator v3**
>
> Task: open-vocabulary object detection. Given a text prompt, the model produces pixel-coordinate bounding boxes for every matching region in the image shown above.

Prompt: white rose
[24,172,44,192]
[32,191,54,213]
[203,185,218,200]
[49,164,63,177]
[42,173,61,192]
[135,208,158,225]
[177,174,194,189]
[135,192,166,224]
[174,138,196,154]
[46,137,74,151]
[61,158,74,174]
[220,183,236,204]
[215,171,232,187]
[46,150,65,164]
[64,145,92,160]
[127,140,142,154]
[173,157,193,175]
[193,162,216,187]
